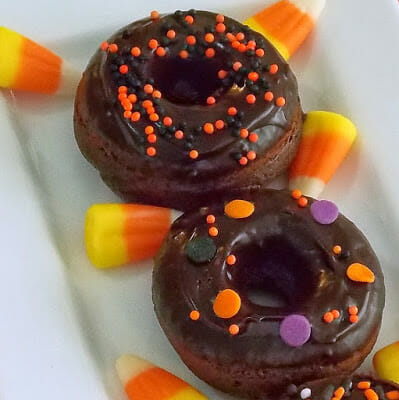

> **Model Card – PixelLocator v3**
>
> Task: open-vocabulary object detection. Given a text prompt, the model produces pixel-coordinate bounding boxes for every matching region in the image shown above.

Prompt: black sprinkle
[236,111,245,120]
[246,49,255,57]
[184,142,194,150]
[232,152,242,160]
[340,250,350,259]
[286,384,297,396]
[160,37,171,46]
[110,64,118,72]
[232,128,240,137]
[186,236,217,264]
[226,116,235,126]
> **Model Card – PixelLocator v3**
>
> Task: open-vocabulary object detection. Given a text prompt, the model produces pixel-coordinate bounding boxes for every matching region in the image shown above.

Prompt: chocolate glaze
[80,10,301,179]
[280,375,399,400]
[153,190,384,393]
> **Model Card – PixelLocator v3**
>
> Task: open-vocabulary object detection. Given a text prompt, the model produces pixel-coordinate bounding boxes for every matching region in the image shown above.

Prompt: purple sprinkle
[310,200,339,225]
[279,314,311,347]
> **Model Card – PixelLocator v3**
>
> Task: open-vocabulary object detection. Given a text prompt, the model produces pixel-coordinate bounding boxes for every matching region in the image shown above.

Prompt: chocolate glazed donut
[152,190,385,398]
[74,10,303,211]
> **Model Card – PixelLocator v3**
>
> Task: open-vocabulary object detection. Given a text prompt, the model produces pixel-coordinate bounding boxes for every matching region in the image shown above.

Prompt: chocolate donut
[152,189,385,398]
[74,10,303,210]
[280,375,399,400]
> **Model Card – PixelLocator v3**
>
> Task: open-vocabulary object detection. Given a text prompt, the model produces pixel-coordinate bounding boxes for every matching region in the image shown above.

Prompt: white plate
[1,1,399,399]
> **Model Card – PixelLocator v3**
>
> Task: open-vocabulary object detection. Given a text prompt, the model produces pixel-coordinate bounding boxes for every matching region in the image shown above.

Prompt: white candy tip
[115,354,153,386]
[290,0,326,21]
[58,60,81,95]
[288,176,326,199]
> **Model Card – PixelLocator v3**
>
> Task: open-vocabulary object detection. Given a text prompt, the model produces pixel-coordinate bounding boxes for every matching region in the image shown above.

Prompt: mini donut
[280,375,399,400]
[152,189,385,398]
[74,10,303,210]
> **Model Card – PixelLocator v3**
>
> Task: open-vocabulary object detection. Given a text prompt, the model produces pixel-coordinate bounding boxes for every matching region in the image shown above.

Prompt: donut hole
[150,55,227,104]
[233,235,319,308]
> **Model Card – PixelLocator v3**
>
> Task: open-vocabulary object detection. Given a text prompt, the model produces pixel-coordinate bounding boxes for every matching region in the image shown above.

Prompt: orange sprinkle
[386,391,399,400]
[225,199,255,219]
[226,32,235,42]
[240,129,249,138]
[148,39,159,49]
[189,310,200,321]
[213,289,241,319]
[144,84,154,94]
[256,48,265,57]
[189,150,199,159]
[269,64,279,74]
[333,245,342,255]
[156,46,166,56]
[228,107,237,116]
[100,41,109,51]
[348,306,358,315]
[209,226,218,237]
[131,112,141,122]
[291,189,302,199]
[233,61,242,71]
[323,312,334,323]
[248,72,259,81]
[203,122,215,134]
[226,255,236,265]
[331,309,340,319]
[119,64,128,74]
[150,10,160,20]
[149,113,159,122]
[216,23,226,33]
[128,94,137,103]
[146,107,156,115]
[218,70,228,79]
[122,101,132,111]
[246,94,256,104]
[216,14,225,23]
[118,93,127,101]
[346,263,375,283]
[298,197,308,208]
[163,116,173,126]
[264,91,274,102]
[186,35,196,45]
[123,111,132,118]
[247,40,257,49]
[152,90,162,99]
[276,97,286,107]
[231,40,240,49]
[142,100,153,109]
[206,215,216,224]
[108,43,118,53]
[239,157,248,166]
[334,387,345,399]
[229,324,240,335]
[185,15,194,24]
[237,43,247,52]
[350,315,359,324]
[179,50,189,59]
[175,130,184,140]
[236,32,245,41]
[147,134,157,143]
[206,96,216,105]
[215,120,225,130]
[357,381,371,390]
[247,151,257,160]
[248,133,258,142]
[205,33,215,43]
[146,147,156,156]
[131,46,141,57]
[364,389,379,400]
[145,126,154,135]
[205,48,215,58]
[118,85,128,93]
[167,29,176,39]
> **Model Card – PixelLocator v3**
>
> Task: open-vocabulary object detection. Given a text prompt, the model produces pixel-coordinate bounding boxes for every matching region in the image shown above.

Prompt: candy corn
[115,354,209,400]
[85,204,171,268]
[289,111,357,198]
[0,27,80,95]
[373,341,399,384]
[245,0,326,60]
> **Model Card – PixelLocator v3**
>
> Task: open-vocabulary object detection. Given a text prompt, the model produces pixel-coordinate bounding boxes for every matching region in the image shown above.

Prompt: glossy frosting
[153,190,384,368]
[82,10,301,179]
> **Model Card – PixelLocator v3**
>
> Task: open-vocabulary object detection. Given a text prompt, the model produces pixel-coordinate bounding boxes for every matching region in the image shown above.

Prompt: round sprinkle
[123,111,132,118]
[247,151,257,160]
[206,215,216,224]
[186,236,217,264]
[179,50,189,59]
[239,157,248,166]
[148,39,158,49]
[118,93,127,101]
[346,263,375,283]
[145,126,154,135]
[248,72,259,81]
[131,112,141,122]
[348,306,359,315]
[276,97,286,107]
[218,70,228,79]
[240,129,249,138]
[291,189,302,200]
[150,10,160,20]
[233,61,242,71]
[189,149,199,159]
[226,254,236,265]
[298,197,308,208]
[323,312,334,323]
[215,23,226,33]
[128,94,137,103]
[256,48,265,57]
[208,226,218,237]
[280,314,311,347]
[269,64,279,74]
[224,199,255,219]
[163,116,173,126]
[350,315,359,324]
[310,200,339,225]
[246,94,256,104]
[215,120,225,130]
[108,43,118,53]
[149,113,159,122]
[300,388,312,399]
[332,309,341,319]
[166,29,176,39]
[146,107,156,115]
[156,46,166,56]
[122,100,132,110]
[147,134,157,143]
[146,146,156,156]
[333,245,342,255]
[185,15,194,24]
[216,14,225,23]
[264,91,274,102]
[204,122,214,134]
[190,310,200,321]
[100,41,109,51]
[118,85,127,93]
[248,133,258,142]
[142,100,153,108]
[205,33,215,43]
[205,48,215,58]
[153,90,162,99]
[231,40,240,49]
[213,289,241,319]
[247,40,257,48]
[229,324,240,335]
[144,84,154,94]
[175,130,184,139]
[236,32,245,41]
[131,46,141,57]
[237,43,246,52]
[186,35,196,45]
[228,107,237,116]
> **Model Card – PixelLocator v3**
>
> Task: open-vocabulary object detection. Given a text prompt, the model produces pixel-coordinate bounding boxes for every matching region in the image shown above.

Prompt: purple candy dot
[280,314,311,347]
[310,200,339,225]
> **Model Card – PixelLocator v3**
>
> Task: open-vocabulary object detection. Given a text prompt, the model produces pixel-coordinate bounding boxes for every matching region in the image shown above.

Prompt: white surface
[0,1,398,399]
